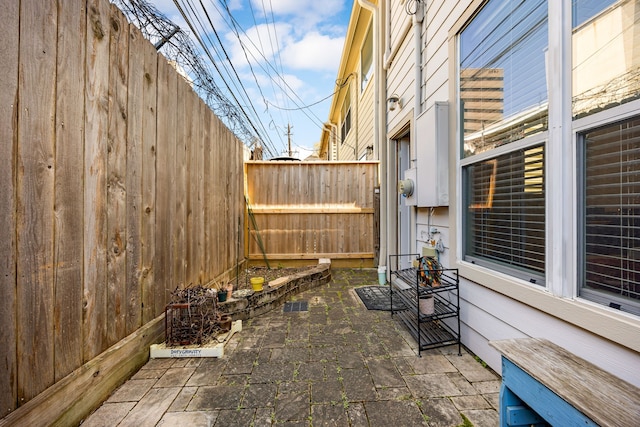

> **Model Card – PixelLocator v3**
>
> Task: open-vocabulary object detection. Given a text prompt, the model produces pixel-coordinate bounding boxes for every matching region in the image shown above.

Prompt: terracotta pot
[219,315,232,332]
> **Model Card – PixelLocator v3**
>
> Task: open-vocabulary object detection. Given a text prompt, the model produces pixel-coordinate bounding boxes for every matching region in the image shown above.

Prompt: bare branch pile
[165,285,230,346]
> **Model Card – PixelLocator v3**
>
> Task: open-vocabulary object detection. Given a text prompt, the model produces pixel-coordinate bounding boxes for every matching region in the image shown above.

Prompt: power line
[113,0,277,155]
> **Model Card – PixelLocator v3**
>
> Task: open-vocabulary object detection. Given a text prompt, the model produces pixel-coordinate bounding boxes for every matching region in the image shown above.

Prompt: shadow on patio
[82,269,499,427]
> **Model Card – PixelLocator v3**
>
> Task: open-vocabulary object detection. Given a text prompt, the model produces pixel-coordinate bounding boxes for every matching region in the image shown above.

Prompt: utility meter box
[401,168,417,206]
[415,102,449,207]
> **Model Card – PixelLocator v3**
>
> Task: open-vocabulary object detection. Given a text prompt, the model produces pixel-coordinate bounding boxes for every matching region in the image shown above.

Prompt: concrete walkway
[82,269,500,427]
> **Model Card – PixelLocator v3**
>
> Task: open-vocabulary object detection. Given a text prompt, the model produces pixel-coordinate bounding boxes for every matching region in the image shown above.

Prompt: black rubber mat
[283,301,309,312]
[355,286,406,311]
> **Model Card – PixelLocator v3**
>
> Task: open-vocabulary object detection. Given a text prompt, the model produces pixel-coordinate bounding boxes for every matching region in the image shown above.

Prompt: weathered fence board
[54,0,86,382]
[17,0,58,403]
[84,0,111,362]
[106,4,129,347]
[245,161,378,266]
[0,0,19,417]
[125,23,143,335]
[139,29,158,329]
[153,55,172,324]
[1,0,246,420]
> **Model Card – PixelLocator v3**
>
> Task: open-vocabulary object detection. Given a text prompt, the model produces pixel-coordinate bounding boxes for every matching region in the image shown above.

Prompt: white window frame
[450,0,640,353]
[361,25,373,92]
[573,99,640,316]
[457,0,551,289]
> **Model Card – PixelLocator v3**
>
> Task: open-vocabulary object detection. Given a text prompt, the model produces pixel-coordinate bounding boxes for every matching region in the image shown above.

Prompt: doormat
[283,301,308,312]
[355,286,406,311]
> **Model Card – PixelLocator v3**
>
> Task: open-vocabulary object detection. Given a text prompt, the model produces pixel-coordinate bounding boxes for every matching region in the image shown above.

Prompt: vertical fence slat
[84,0,111,361]
[174,79,188,291]
[16,0,57,402]
[125,24,143,335]
[106,4,129,346]
[153,57,173,320]
[196,99,205,284]
[139,28,157,328]
[185,87,196,286]
[0,0,20,415]
[203,101,212,280]
[53,0,86,382]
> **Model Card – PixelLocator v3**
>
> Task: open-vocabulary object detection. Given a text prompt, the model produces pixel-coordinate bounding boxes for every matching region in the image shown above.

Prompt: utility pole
[286,124,293,157]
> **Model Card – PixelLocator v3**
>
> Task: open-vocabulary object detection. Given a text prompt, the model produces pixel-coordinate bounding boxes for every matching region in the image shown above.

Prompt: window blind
[582,117,640,309]
[465,145,546,281]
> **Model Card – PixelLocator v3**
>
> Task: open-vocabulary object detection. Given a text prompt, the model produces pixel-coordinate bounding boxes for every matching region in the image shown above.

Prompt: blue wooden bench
[490,338,639,427]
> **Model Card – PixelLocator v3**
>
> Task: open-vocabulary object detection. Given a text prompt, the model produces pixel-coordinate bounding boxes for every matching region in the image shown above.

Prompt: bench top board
[490,338,639,427]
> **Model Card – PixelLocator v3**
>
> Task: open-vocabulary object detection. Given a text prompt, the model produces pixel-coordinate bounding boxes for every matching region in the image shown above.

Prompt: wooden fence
[0,0,244,421]
[245,161,378,267]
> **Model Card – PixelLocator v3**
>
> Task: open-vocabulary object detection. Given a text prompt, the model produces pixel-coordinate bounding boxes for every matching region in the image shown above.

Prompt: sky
[149,0,353,159]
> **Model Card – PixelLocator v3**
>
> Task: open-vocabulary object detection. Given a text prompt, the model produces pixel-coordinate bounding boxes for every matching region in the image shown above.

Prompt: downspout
[323,122,338,161]
[414,2,424,120]
[357,0,386,268]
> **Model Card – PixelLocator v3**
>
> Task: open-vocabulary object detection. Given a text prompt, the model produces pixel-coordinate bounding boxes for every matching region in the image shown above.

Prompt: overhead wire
[240,0,289,135]
[116,0,339,157]
[112,0,268,150]
[218,5,331,132]
[266,0,293,123]
[217,0,287,149]
[173,0,279,156]
[190,0,281,154]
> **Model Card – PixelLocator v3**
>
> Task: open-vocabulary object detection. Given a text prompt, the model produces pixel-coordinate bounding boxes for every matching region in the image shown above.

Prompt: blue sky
[150,0,352,159]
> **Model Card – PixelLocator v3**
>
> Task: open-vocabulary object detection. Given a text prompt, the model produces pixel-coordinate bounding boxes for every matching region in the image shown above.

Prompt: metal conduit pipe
[414,2,424,128]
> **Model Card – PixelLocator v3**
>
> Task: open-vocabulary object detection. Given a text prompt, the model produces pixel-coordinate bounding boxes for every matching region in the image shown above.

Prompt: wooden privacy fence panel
[0,0,244,415]
[245,161,378,264]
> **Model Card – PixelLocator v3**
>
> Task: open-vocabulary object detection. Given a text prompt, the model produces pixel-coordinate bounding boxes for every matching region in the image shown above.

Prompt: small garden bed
[219,260,332,320]
[231,266,314,291]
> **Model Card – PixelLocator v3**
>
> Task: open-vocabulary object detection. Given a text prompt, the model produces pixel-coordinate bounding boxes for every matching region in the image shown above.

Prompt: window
[459,0,548,282]
[572,0,637,119]
[464,146,545,283]
[361,26,373,92]
[575,0,640,315]
[341,90,351,143]
[579,117,640,316]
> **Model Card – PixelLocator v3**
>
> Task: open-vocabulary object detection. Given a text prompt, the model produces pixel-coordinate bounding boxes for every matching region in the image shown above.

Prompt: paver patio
[81,269,500,426]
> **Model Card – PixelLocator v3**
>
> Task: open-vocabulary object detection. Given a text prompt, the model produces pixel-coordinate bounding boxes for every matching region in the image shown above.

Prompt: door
[396,135,411,269]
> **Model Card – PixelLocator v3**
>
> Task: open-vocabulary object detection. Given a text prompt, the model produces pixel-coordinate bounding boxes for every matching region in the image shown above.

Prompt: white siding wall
[358,82,375,158]
[385,0,640,387]
[386,9,415,134]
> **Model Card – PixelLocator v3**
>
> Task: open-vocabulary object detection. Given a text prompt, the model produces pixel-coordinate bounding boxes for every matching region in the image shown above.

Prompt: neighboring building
[326,0,640,387]
[320,0,377,161]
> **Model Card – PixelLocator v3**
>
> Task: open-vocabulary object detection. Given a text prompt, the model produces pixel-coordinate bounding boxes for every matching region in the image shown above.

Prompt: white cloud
[226,22,293,67]
[282,32,344,72]
[250,0,345,30]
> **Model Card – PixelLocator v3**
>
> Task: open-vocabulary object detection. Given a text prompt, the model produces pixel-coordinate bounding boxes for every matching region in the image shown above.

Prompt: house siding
[386,0,640,388]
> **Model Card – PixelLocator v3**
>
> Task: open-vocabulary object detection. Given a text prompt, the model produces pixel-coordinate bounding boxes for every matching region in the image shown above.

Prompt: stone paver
[82,269,500,426]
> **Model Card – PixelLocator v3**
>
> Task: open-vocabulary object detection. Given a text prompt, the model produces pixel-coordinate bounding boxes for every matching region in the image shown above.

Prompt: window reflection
[573,0,640,118]
[460,0,548,157]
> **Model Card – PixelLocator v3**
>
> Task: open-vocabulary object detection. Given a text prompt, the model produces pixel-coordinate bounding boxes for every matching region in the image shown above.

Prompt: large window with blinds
[579,117,640,316]
[575,0,640,315]
[464,146,545,283]
[459,0,548,282]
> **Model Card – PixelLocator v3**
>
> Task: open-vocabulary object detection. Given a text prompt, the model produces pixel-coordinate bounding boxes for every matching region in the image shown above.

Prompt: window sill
[456,260,640,353]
